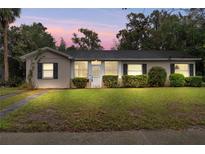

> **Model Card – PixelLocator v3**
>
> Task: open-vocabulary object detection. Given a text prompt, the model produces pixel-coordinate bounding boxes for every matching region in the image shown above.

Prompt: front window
[104,61,118,75]
[91,60,101,65]
[74,61,88,77]
[43,63,54,79]
[128,64,142,75]
[175,64,189,77]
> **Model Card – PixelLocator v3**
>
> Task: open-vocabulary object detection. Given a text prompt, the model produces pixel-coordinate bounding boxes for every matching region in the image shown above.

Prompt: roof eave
[20,47,73,61]
[73,58,202,61]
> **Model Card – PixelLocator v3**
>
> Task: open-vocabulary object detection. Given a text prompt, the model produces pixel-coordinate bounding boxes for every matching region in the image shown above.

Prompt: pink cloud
[46,25,118,49]
[14,15,121,49]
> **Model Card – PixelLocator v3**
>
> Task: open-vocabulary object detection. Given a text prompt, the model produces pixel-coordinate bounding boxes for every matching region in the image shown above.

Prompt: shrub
[122,75,148,88]
[185,77,191,86]
[169,73,185,87]
[148,67,167,87]
[0,77,23,87]
[189,76,203,87]
[19,82,34,90]
[72,77,89,88]
[203,76,205,82]
[102,75,118,88]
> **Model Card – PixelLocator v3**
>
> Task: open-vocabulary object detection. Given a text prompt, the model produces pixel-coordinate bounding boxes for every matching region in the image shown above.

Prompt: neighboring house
[20,47,202,88]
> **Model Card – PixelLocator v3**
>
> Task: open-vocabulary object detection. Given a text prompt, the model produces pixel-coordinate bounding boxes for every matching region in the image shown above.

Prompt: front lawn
[1,88,205,132]
[0,90,43,111]
[0,87,22,96]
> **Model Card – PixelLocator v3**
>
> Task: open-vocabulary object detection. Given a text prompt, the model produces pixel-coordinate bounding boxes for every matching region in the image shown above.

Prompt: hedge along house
[20,47,202,88]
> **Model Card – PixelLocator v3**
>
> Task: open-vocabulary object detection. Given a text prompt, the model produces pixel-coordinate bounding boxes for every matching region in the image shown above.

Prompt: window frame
[74,61,88,78]
[127,64,143,75]
[104,61,118,75]
[174,64,190,77]
[42,63,54,79]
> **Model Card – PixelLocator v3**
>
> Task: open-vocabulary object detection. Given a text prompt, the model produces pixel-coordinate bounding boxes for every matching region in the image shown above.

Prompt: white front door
[91,65,101,88]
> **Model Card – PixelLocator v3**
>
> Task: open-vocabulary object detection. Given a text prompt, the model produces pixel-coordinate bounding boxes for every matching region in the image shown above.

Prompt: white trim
[20,47,72,60]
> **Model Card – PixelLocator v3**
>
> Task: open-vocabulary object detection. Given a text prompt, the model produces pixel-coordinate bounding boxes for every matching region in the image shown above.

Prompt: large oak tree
[72,28,103,50]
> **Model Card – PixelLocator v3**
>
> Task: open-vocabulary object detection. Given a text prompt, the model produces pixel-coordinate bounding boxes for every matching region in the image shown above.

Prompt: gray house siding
[21,47,201,89]
[26,51,71,88]
[70,60,196,88]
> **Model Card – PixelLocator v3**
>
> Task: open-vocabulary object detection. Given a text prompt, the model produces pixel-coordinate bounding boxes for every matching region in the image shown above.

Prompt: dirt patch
[167,102,205,125]
[191,104,205,113]
[129,108,144,118]
[167,102,183,111]
[12,108,73,131]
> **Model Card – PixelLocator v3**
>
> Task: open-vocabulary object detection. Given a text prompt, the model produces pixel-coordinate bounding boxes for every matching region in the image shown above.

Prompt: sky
[14,8,157,49]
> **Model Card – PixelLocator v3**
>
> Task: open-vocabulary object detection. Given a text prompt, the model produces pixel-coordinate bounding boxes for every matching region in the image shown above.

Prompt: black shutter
[54,63,58,79]
[142,64,147,74]
[189,64,194,76]
[170,64,175,74]
[123,64,128,75]
[37,63,42,79]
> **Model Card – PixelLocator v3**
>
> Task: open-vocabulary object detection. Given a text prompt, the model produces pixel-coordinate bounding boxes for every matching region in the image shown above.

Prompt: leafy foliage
[102,75,118,88]
[72,28,103,50]
[72,77,89,88]
[117,9,205,54]
[122,75,148,88]
[0,76,22,87]
[0,8,21,26]
[148,67,167,87]
[58,37,67,52]
[8,22,56,57]
[169,73,185,87]
[0,8,21,81]
[189,76,203,87]
[185,77,192,86]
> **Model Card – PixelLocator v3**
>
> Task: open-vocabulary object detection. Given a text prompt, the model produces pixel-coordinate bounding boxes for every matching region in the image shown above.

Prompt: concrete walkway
[0,91,48,118]
[0,90,24,101]
[0,127,205,145]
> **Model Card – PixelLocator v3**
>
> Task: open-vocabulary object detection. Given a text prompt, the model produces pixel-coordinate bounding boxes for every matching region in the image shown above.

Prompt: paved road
[0,127,205,145]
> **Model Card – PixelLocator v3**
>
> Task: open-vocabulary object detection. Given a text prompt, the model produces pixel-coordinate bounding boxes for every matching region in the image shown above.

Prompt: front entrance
[91,61,102,88]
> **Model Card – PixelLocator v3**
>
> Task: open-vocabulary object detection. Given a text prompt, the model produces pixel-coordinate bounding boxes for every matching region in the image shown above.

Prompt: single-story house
[20,47,202,88]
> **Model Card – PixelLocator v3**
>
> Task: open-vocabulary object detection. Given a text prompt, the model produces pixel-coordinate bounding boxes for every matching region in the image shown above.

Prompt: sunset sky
[14,8,157,49]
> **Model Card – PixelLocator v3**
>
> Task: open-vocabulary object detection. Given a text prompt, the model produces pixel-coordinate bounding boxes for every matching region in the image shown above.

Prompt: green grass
[0,90,43,111]
[1,88,205,132]
[0,88,22,96]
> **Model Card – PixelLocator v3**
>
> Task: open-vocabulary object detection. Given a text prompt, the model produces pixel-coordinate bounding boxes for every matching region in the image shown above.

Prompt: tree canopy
[8,22,56,57]
[58,37,67,52]
[116,9,205,56]
[72,28,103,50]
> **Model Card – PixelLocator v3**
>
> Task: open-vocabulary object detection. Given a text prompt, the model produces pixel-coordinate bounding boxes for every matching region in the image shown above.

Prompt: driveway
[0,127,205,145]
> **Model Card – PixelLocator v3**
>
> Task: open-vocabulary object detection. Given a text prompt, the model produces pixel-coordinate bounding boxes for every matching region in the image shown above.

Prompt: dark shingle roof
[66,50,201,60]
[20,47,202,61]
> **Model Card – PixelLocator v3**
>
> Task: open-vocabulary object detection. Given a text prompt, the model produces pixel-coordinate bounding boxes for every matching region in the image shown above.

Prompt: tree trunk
[203,58,205,77]
[3,21,9,81]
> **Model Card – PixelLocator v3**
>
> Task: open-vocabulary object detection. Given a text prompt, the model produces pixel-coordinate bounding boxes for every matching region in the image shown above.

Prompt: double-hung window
[104,61,118,75]
[127,64,142,75]
[175,64,189,77]
[43,63,54,79]
[74,61,88,77]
